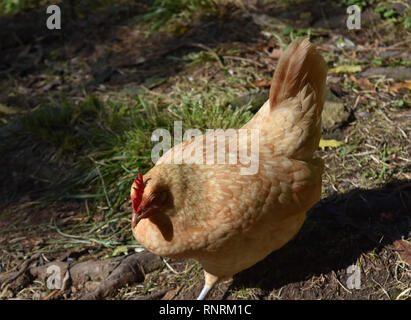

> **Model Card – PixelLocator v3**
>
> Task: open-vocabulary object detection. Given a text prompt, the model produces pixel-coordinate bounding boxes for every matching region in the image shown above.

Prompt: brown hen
[130,38,327,299]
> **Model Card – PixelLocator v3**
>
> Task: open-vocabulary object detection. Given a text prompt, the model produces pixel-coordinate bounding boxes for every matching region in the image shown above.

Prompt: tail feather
[242,38,327,160]
[269,38,327,118]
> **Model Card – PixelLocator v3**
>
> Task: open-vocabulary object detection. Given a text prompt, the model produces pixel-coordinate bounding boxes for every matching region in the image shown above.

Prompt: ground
[0,0,410,300]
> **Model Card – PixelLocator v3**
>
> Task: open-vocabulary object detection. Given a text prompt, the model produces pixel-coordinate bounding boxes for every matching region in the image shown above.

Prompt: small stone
[357,111,371,119]
[322,88,350,131]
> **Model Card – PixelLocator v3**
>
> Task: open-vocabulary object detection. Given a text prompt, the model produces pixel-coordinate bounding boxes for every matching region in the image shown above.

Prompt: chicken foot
[196,271,219,300]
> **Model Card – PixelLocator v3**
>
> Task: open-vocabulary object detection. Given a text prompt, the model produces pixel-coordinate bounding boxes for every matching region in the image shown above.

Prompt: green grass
[0,0,115,14]
[0,80,253,210]
[0,77,253,249]
[374,1,411,27]
[1,0,410,301]
[136,0,220,31]
[341,0,368,10]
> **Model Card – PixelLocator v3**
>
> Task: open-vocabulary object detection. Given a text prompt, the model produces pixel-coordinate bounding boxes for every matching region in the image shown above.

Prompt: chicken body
[131,38,327,299]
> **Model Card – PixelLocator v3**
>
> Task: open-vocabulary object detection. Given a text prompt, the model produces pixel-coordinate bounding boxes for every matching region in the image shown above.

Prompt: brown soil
[0,0,410,300]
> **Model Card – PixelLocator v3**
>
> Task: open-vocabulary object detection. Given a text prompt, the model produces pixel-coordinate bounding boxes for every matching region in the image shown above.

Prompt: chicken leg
[196,271,219,300]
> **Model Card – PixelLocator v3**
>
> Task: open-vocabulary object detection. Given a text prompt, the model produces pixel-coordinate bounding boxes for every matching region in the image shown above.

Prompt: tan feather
[130,38,328,299]
[269,38,327,117]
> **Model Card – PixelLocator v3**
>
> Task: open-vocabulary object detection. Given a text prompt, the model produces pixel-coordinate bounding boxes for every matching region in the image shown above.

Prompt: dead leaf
[360,96,368,105]
[319,138,344,150]
[390,80,411,93]
[350,75,375,92]
[0,104,18,115]
[269,48,283,60]
[135,288,169,300]
[259,39,276,51]
[161,286,181,300]
[42,289,62,300]
[330,65,362,73]
[173,24,189,36]
[252,79,271,87]
[393,240,411,266]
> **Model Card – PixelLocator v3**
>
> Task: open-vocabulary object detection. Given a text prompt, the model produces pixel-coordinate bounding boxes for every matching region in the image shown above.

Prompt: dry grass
[0,0,410,300]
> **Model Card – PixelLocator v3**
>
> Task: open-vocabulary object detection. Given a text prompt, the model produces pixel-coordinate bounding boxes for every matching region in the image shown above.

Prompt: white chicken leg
[196,271,219,300]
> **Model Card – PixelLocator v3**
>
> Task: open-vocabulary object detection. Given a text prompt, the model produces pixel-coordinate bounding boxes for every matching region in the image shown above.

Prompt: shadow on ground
[0,0,364,207]
[222,180,411,299]
[0,0,362,111]
[0,2,263,205]
[0,1,263,108]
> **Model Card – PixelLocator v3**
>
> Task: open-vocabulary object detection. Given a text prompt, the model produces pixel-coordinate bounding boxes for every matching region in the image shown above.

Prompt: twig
[371,277,391,299]
[134,288,169,300]
[162,285,182,300]
[162,258,179,274]
[376,109,394,124]
[185,42,225,69]
[223,55,264,67]
[0,253,41,290]
[352,95,361,111]
[140,85,178,104]
[96,166,112,209]
[41,289,63,300]
[396,288,411,300]
[334,275,352,294]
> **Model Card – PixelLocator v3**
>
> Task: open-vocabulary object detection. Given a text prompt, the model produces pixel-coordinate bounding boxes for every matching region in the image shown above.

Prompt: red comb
[132,173,144,214]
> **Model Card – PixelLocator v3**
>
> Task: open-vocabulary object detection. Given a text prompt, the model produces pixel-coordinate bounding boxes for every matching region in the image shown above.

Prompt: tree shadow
[0,0,263,109]
[0,0,386,204]
[226,180,411,296]
[0,1,264,205]
[0,0,360,111]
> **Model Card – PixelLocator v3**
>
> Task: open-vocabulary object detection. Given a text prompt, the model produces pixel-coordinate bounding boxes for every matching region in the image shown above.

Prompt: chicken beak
[131,194,157,228]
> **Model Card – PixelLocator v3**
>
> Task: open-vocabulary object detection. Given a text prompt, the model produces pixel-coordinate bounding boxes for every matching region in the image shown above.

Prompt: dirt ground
[0,1,410,300]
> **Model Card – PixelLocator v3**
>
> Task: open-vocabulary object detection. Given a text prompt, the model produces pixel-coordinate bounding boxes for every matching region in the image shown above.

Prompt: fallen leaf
[142,76,167,89]
[259,39,276,51]
[360,96,369,105]
[322,88,350,131]
[174,25,189,36]
[0,104,18,115]
[393,240,411,266]
[42,289,62,300]
[319,138,344,150]
[350,75,375,91]
[389,80,411,93]
[330,65,362,73]
[111,246,128,257]
[252,79,271,87]
[161,286,181,300]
